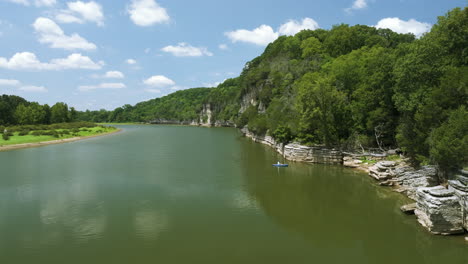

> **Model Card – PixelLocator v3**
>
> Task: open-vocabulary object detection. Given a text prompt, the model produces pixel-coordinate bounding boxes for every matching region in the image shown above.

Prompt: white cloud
[5,0,56,7]
[78,82,126,91]
[161,43,213,57]
[128,0,170,26]
[104,71,124,78]
[278,18,319,36]
[35,0,56,7]
[0,52,103,70]
[18,85,48,92]
[345,0,368,13]
[375,17,432,38]
[144,88,161,93]
[0,79,20,86]
[126,59,137,65]
[218,44,229,50]
[225,25,278,46]
[56,1,104,26]
[55,13,83,24]
[226,18,319,46]
[143,75,175,87]
[33,17,97,50]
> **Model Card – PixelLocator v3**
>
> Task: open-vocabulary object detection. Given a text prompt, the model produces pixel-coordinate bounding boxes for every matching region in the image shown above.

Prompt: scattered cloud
[226,18,319,46]
[225,25,278,46]
[5,0,56,7]
[218,44,229,50]
[33,17,97,50]
[345,0,368,13]
[18,85,47,92]
[104,71,124,78]
[78,82,126,91]
[278,18,319,36]
[143,75,175,87]
[144,48,151,54]
[126,59,137,65]
[0,79,21,86]
[56,1,104,26]
[375,17,431,37]
[161,43,213,57]
[127,0,170,26]
[0,52,103,71]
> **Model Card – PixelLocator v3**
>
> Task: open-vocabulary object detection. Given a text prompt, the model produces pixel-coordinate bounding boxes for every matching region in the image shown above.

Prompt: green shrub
[271,126,293,144]
[31,131,42,136]
[18,129,30,136]
[2,132,12,141]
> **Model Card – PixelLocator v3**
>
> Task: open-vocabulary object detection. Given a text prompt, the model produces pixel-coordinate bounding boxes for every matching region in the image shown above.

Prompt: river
[0,125,466,263]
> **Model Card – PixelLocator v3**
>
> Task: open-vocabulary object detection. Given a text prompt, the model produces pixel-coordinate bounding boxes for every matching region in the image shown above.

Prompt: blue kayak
[272,164,289,167]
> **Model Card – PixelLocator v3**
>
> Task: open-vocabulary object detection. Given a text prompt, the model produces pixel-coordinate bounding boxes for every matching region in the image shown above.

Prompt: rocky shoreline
[239,127,468,237]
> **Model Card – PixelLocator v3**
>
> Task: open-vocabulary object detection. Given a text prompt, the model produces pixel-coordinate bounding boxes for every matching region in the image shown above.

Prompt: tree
[295,73,349,146]
[50,102,69,123]
[429,106,468,179]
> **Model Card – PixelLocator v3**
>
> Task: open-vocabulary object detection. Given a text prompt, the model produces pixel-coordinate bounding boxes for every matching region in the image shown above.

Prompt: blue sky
[0,0,465,110]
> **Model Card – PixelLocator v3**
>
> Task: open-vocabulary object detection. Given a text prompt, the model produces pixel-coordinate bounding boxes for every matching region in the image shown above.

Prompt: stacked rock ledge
[415,186,465,235]
[241,128,343,165]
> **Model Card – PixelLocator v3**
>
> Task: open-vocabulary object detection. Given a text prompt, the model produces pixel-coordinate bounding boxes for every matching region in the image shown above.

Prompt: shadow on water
[237,135,468,264]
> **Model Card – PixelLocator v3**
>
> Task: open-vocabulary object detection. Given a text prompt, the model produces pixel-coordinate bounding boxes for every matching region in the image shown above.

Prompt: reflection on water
[0,125,466,264]
[134,210,169,239]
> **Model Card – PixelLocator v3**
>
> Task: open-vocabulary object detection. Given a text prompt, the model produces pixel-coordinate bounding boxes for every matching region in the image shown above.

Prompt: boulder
[415,186,465,235]
[400,203,417,214]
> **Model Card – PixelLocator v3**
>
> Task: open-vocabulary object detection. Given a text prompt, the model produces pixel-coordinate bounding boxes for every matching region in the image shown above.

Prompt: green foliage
[271,126,293,144]
[295,73,349,146]
[50,102,69,123]
[429,106,468,173]
[2,132,11,141]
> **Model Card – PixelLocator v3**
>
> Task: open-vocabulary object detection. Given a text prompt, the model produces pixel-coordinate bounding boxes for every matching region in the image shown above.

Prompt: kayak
[272,164,289,167]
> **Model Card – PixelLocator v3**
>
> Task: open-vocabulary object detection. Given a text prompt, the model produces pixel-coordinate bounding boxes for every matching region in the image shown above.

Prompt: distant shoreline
[0,128,122,152]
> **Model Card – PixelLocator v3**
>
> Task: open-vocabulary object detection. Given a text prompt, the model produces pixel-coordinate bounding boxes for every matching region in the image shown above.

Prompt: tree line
[0,95,77,125]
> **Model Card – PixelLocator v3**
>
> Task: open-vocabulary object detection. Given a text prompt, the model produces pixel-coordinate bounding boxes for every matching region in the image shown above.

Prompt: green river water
[0,125,466,263]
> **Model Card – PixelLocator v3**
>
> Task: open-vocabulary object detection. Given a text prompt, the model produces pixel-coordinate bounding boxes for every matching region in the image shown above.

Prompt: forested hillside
[77,7,466,172]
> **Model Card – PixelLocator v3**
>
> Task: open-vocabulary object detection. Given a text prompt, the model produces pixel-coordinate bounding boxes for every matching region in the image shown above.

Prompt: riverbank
[0,127,121,152]
[238,126,468,237]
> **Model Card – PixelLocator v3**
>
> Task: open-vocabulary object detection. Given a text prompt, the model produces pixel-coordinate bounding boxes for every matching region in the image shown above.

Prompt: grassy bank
[97,122,142,125]
[0,122,117,147]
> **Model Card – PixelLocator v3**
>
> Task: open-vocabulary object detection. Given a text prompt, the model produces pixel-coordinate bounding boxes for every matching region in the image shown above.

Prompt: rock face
[448,173,468,231]
[283,144,343,164]
[369,161,397,181]
[415,186,465,235]
[368,162,438,200]
[392,166,438,200]
[241,128,343,165]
